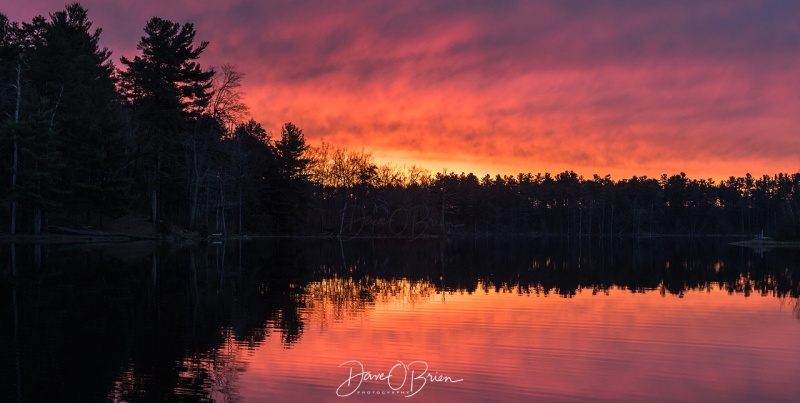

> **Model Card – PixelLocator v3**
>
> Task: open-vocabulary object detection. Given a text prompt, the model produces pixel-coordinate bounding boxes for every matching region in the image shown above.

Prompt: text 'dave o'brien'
[336,360,464,398]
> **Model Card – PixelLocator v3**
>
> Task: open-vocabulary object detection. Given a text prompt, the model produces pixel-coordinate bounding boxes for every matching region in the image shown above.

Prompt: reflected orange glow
[303,278,440,328]
[232,280,800,401]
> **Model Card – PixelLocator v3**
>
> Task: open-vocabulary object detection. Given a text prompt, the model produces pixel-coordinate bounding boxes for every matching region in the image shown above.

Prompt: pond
[1,237,799,402]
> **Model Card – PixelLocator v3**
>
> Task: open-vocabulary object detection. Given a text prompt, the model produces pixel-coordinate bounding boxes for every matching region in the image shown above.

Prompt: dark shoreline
[3,232,795,246]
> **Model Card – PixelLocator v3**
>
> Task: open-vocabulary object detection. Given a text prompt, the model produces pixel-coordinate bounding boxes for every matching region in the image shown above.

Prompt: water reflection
[0,237,798,401]
[305,278,439,325]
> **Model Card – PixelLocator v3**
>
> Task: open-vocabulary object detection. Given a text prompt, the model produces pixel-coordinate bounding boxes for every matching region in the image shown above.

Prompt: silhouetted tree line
[2,4,800,238]
[311,158,800,239]
[0,4,311,235]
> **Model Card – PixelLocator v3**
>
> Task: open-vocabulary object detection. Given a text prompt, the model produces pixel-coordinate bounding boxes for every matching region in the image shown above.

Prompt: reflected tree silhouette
[1,237,799,401]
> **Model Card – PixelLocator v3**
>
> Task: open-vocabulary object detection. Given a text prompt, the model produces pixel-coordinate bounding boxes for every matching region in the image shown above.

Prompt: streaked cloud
[6,0,800,179]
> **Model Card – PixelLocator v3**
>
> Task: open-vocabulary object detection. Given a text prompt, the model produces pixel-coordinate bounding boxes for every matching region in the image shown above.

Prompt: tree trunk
[11,243,16,276]
[34,207,42,234]
[610,206,614,236]
[10,59,22,235]
[151,190,158,224]
[219,185,226,235]
[153,156,161,224]
[238,187,243,234]
[189,137,200,228]
[151,253,158,285]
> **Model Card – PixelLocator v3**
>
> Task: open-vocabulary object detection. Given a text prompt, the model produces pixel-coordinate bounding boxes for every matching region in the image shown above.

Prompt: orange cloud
[6,0,800,180]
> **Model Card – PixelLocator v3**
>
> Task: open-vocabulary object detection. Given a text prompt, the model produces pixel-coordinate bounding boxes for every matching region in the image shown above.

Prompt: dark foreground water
[1,237,799,402]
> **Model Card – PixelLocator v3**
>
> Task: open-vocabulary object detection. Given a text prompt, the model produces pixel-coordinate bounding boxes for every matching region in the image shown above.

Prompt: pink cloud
[5,0,800,179]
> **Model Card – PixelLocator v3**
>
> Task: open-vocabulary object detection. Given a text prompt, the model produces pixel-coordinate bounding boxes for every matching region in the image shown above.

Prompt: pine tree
[271,122,311,232]
[0,13,61,233]
[0,12,21,233]
[11,98,65,233]
[119,17,214,224]
[26,3,129,226]
[230,119,274,230]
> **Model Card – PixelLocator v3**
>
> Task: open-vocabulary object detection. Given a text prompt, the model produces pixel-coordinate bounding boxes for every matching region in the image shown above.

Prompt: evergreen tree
[0,13,60,233]
[272,122,310,232]
[10,98,65,232]
[119,16,214,224]
[276,122,309,181]
[0,12,19,113]
[26,3,129,226]
[231,119,274,230]
[0,12,20,232]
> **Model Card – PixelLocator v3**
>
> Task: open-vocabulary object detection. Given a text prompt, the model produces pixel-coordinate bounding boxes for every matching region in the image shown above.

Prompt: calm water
[1,238,799,402]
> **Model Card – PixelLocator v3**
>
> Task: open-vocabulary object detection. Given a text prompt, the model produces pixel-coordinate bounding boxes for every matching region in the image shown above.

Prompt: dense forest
[2,3,800,239]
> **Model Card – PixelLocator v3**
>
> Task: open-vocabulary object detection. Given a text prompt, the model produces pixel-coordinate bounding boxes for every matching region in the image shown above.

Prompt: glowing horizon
[6,0,800,181]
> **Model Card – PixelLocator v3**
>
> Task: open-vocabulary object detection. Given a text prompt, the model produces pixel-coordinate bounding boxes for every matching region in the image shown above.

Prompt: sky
[5,0,800,180]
